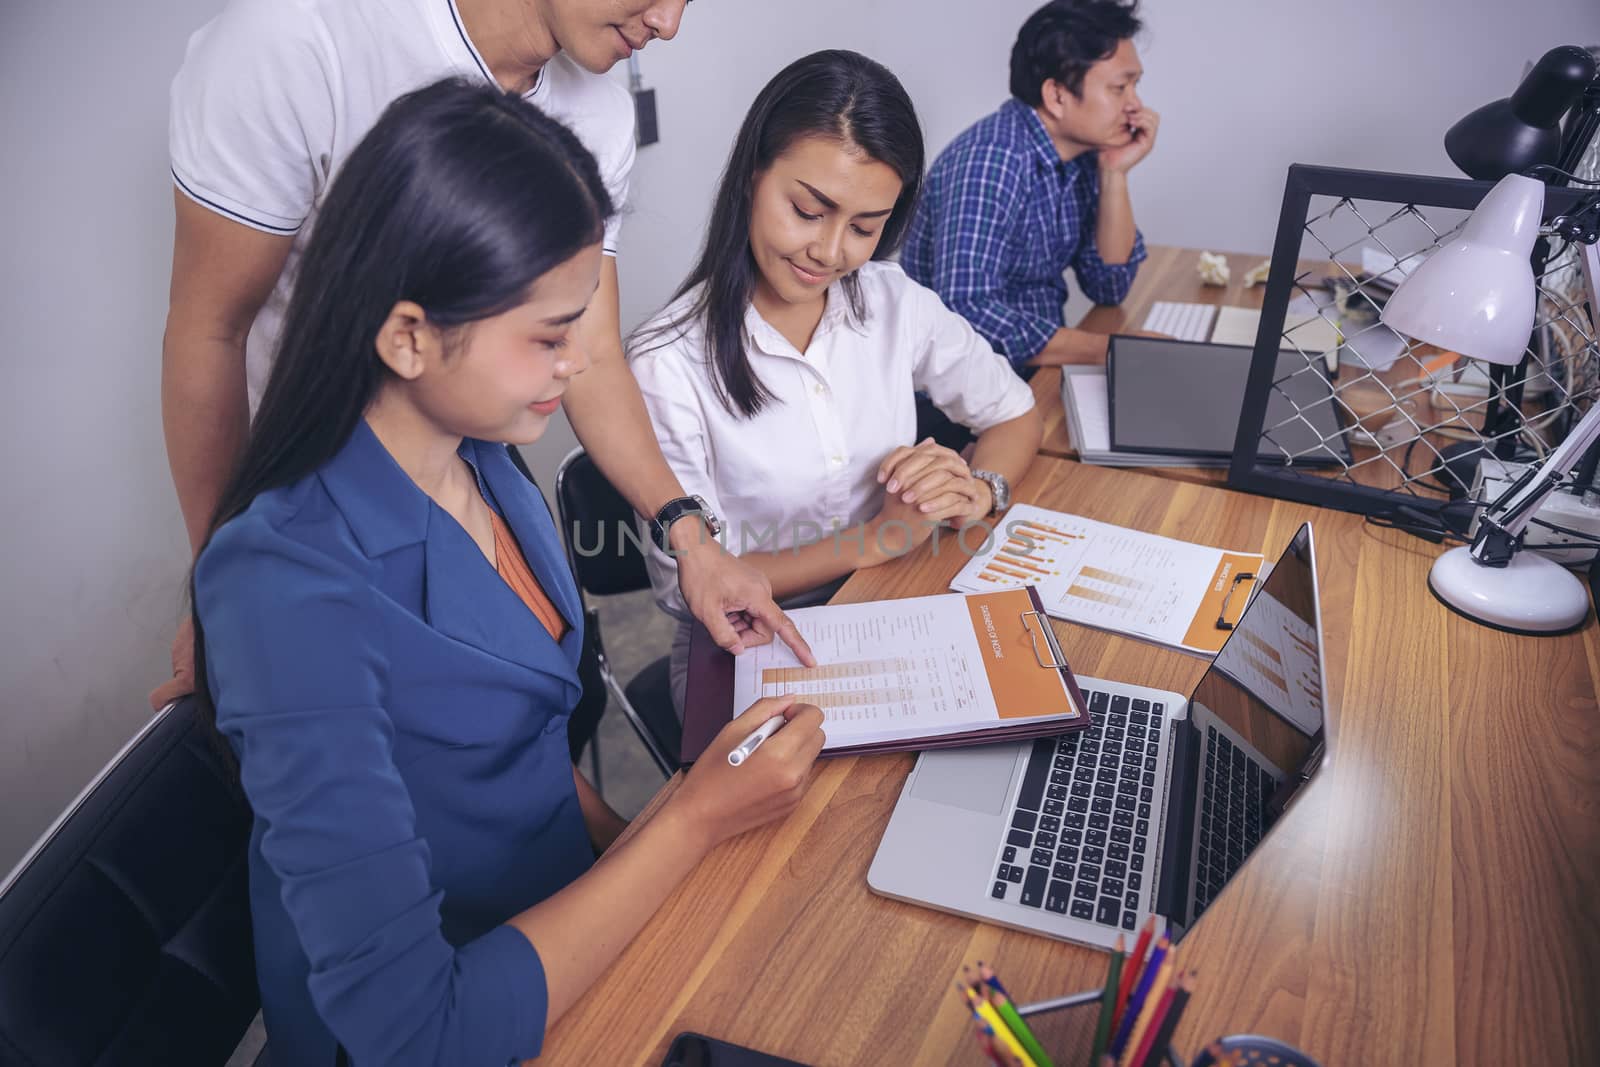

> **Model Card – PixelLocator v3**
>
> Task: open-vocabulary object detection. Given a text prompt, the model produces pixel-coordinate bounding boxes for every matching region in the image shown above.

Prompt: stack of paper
[1061,368,1229,468]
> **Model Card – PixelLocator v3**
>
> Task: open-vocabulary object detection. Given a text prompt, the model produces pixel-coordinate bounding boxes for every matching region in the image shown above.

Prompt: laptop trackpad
[909,746,1022,815]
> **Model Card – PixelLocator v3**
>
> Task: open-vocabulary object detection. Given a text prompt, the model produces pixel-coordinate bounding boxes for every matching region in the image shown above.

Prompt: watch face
[973,470,1007,513]
[693,497,723,536]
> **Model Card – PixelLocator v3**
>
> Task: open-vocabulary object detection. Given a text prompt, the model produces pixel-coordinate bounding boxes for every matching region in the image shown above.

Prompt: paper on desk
[732,589,1082,749]
[1360,246,1425,287]
[1339,319,1407,371]
[1211,305,1342,353]
[950,503,1264,656]
[1209,305,1341,373]
[1067,371,1113,452]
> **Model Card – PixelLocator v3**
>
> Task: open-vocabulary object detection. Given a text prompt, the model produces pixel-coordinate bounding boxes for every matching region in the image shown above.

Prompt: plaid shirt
[902,99,1146,367]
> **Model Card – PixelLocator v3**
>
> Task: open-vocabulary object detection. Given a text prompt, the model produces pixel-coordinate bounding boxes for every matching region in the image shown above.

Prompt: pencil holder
[1015,990,1183,1067]
[1189,1035,1321,1067]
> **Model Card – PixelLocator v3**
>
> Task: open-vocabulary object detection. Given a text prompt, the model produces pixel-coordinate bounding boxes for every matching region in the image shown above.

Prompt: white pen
[727,714,786,766]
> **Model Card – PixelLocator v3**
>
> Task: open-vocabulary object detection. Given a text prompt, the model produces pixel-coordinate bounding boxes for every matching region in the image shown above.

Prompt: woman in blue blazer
[191,80,825,1067]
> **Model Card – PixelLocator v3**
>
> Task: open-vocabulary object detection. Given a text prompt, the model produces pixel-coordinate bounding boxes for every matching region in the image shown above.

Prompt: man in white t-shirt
[156,0,813,706]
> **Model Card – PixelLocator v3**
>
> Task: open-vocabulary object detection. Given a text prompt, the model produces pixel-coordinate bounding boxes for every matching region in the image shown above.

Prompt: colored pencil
[975,961,1008,997]
[988,986,1054,1067]
[1119,957,1175,1067]
[1090,935,1125,1062]
[1115,917,1156,1028]
[1127,980,1178,1067]
[970,965,1053,1067]
[958,983,1038,1067]
[1110,936,1170,1057]
[957,983,1006,1066]
[1137,971,1194,1067]
[972,1017,1006,1067]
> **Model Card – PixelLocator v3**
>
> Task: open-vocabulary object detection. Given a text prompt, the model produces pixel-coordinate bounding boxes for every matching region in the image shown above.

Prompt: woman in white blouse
[630,50,1044,713]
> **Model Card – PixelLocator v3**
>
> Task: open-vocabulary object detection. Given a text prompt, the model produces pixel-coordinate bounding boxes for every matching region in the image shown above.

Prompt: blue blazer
[197,423,590,1066]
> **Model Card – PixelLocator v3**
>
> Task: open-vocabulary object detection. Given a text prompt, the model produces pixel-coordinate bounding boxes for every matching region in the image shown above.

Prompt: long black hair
[189,77,613,758]
[633,49,924,418]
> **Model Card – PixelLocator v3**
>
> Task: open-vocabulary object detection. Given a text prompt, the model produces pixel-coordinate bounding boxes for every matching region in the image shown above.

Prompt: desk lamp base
[1428,545,1591,635]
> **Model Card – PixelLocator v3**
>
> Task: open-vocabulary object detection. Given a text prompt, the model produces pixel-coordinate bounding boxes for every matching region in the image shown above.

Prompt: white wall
[0,2,213,869]
[549,0,1600,351]
[6,0,1599,871]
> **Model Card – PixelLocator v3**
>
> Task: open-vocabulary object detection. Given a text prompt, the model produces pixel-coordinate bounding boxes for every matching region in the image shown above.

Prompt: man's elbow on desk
[1025,326,1112,367]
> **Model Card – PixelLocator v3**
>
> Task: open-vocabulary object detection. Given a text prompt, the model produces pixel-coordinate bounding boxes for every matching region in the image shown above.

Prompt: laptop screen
[1161,523,1328,938]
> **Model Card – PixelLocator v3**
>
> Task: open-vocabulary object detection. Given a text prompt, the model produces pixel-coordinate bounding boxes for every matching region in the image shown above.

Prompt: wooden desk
[1033,246,1269,469]
[544,458,1600,1066]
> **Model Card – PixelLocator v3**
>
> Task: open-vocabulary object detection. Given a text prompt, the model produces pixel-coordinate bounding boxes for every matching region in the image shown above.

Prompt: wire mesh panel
[1226,165,1598,528]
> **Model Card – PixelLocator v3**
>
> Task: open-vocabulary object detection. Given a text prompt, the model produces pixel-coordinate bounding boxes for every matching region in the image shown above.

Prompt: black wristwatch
[650,495,722,552]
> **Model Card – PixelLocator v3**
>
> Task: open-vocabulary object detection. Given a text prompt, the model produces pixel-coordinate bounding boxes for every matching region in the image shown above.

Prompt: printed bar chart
[952,503,1265,655]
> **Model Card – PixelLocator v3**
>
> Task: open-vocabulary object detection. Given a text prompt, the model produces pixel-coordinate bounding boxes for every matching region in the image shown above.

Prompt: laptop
[1104,336,1348,467]
[868,523,1330,949]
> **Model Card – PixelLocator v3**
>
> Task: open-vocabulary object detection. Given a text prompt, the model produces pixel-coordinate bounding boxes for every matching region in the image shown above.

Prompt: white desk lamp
[1381,174,1600,634]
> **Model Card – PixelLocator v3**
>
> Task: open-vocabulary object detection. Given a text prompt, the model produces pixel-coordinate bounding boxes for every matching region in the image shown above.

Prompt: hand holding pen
[728,713,787,766]
[670,694,825,848]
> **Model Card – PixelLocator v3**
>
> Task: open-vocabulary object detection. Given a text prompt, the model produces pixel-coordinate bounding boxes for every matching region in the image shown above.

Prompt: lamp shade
[1443,45,1594,180]
[1379,174,1543,365]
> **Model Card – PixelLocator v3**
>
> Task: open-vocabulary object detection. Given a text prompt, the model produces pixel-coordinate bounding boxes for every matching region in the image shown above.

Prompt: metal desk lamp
[1382,105,1600,632]
[1432,46,1600,476]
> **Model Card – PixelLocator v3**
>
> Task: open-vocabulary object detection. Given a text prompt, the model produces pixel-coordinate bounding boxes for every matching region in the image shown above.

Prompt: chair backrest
[0,697,258,1066]
[554,447,654,598]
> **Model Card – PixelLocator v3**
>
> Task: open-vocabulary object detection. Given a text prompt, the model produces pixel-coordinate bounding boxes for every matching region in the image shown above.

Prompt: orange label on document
[1179,553,1261,654]
[964,588,1080,721]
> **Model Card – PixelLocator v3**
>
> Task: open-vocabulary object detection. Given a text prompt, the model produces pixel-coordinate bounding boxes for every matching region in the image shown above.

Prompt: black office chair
[505,444,609,786]
[554,446,682,777]
[0,697,261,1067]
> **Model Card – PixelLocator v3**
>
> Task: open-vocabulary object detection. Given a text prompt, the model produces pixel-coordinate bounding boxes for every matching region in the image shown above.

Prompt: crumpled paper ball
[1243,259,1272,287]
[1196,251,1230,286]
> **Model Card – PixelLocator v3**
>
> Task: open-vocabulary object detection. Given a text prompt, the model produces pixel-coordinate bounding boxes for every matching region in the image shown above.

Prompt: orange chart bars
[1077,564,1152,591]
[1064,583,1139,610]
[760,658,913,685]
[1007,519,1085,545]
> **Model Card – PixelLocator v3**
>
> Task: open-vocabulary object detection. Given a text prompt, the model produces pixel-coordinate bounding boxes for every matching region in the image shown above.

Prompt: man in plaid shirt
[903,0,1156,377]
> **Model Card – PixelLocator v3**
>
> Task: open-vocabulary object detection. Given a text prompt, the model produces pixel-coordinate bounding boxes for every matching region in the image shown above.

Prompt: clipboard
[679,587,1093,766]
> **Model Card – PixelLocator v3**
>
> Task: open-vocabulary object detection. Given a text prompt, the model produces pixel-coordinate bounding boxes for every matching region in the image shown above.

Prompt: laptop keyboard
[990,690,1164,933]
[1193,726,1274,909]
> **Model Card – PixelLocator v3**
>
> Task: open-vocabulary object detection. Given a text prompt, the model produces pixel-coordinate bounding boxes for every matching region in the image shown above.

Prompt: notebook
[680,587,1092,764]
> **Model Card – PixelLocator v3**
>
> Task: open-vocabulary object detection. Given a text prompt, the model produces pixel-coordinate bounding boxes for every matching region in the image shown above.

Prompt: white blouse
[630,260,1036,618]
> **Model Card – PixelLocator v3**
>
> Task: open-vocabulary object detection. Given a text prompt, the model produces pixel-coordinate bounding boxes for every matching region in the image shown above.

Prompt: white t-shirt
[169,0,636,410]
[630,261,1037,618]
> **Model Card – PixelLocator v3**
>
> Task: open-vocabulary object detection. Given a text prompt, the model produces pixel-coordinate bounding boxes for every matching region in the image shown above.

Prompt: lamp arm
[1471,400,1600,564]
[1472,239,1600,564]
